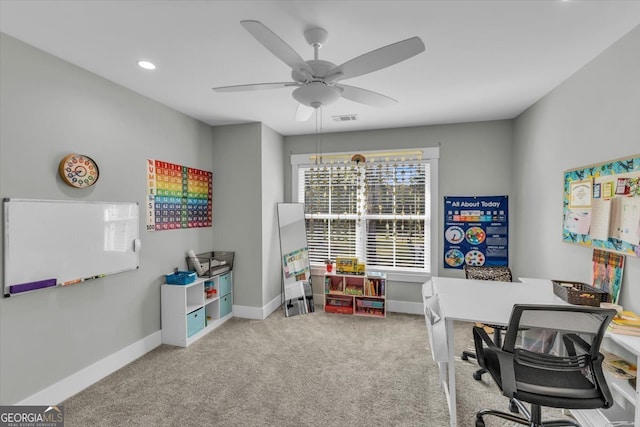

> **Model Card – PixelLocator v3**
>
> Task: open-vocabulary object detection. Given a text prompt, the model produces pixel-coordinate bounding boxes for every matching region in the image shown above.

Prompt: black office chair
[461,265,513,380]
[472,304,616,427]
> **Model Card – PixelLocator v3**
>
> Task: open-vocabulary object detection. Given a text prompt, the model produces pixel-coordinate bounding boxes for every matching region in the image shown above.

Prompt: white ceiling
[1,1,639,136]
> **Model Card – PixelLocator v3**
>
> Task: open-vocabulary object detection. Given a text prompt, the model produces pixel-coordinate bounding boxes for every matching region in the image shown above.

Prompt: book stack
[602,350,637,392]
[365,278,384,297]
[609,310,640,337]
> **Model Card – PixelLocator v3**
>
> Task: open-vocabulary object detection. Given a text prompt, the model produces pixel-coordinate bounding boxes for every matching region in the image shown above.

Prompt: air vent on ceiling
[332,114,358,122]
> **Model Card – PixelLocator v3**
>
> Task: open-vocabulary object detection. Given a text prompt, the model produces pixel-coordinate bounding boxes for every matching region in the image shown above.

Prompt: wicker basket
[552,280,610,307]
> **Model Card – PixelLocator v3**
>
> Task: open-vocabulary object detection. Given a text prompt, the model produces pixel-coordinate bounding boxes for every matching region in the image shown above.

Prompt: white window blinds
[297,156,431,273]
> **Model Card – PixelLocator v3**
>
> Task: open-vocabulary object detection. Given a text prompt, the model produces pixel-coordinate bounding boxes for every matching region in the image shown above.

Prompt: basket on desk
[552,280,610,307]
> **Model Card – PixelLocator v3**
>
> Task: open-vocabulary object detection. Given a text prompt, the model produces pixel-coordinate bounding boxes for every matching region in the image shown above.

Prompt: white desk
[422,276,568,427]
[422,276,640,427]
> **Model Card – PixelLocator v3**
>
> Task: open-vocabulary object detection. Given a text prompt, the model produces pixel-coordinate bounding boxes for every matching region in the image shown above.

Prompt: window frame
[291,147,439,282]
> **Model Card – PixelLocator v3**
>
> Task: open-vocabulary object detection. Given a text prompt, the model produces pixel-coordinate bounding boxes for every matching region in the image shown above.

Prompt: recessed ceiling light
[137,60,156,70]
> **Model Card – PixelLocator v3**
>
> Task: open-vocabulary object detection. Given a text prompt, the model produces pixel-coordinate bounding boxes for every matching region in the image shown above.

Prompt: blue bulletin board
[563,154,640,257]
[443,196,508,269]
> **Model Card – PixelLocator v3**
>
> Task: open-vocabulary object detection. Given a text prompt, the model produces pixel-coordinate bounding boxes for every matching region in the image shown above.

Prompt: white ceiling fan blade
[295,104,314,121]
[241,20,314,77]
[212,82,298,92]
[327,37,425,82]
[339,84,397,107]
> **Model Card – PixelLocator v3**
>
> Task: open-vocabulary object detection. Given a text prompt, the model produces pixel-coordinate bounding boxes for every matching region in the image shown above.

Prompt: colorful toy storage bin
[325,295,354,314]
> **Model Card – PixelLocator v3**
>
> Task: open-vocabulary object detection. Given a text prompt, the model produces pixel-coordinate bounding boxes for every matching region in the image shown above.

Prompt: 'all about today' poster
[443,196,508,269]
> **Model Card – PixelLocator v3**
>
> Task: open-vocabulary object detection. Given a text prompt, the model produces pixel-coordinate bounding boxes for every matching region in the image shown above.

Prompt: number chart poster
[443,196,508,269]
[146,159,212,231]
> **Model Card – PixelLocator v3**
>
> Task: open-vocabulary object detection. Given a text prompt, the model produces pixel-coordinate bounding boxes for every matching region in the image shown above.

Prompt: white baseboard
[17,331,162,406]
[233,294,282,320]
[387,300,424,315]
[234,295,423,320]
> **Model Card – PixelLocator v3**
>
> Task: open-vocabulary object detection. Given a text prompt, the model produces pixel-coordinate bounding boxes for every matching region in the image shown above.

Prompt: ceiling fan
[212,20,426,121]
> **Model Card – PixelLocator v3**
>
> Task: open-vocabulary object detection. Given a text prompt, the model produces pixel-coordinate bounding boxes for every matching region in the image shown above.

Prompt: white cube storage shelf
[161,271,233,347]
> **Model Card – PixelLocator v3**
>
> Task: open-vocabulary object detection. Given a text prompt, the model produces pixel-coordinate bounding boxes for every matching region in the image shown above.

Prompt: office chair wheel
[461,350,476,361]
[475,416,485,427]
[472,369,484,381]
[508,399,519,413]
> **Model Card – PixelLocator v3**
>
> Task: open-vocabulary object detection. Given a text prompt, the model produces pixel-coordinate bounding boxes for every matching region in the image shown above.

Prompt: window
[292,148,438,274]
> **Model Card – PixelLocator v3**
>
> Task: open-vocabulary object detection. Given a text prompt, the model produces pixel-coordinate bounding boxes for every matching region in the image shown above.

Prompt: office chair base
[461,350,476,361]
[476,408,580,427]
[472,368,486,380]
[461,350,487,380]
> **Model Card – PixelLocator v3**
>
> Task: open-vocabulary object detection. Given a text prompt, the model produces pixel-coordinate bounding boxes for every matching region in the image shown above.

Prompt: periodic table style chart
[443,195,509,269]
[146,159,212,231]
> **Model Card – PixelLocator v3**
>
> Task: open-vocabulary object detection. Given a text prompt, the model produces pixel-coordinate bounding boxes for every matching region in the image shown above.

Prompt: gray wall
[209,122,285,312]
[513,25,640,314]
[284,121,514,302]
[261,125,285,306]
[210,123,263,308]
[0,34,215,404]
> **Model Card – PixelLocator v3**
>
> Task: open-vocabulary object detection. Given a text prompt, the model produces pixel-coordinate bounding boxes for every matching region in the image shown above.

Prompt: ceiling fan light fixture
[292,82,341,108]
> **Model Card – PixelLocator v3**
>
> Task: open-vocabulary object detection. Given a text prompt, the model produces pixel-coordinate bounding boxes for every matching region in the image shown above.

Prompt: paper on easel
[610,197,640,245]
[563,209,591,235]
[590,198,612,241]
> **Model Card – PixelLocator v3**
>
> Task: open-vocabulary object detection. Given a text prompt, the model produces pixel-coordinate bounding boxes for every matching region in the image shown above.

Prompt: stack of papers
[602,350,637,381]
[609,310,640,337]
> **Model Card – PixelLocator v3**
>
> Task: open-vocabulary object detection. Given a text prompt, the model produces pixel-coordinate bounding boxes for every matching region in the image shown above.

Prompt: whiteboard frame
[3,198,140,297]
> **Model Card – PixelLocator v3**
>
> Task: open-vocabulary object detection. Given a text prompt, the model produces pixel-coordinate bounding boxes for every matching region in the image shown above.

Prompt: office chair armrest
[562,333,591,356]
[496,349,518,398]
[472,325,496,370]
[473,325,517,396]
[592,354,614,409]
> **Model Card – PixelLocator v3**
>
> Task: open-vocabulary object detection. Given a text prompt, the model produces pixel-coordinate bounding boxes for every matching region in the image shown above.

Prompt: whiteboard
[4,199,140,296]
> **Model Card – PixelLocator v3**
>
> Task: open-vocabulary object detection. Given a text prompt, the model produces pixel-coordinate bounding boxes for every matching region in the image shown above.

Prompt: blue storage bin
[166,271,197,285]
[221,294,232,317]
[186,307,205,337]
[219,273,232,296]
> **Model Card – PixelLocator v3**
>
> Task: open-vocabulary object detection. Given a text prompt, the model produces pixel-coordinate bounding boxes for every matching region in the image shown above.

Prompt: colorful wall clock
[59,154,100,188]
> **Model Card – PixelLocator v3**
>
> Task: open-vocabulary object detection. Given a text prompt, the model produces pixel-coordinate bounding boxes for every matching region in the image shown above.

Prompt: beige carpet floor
[62,308,574,426]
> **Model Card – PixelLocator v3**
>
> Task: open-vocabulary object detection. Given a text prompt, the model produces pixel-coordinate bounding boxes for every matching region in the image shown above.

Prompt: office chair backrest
[503,304,615,354]
[464,265,512,282]
[500,304,616,404]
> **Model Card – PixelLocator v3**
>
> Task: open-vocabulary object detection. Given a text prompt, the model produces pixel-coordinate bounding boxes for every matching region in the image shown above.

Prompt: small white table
[422,277,570,427]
